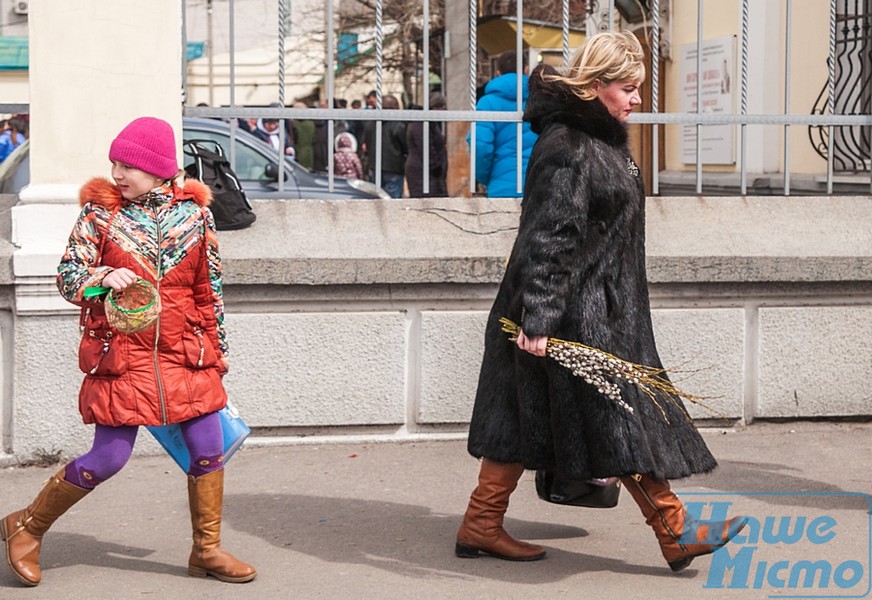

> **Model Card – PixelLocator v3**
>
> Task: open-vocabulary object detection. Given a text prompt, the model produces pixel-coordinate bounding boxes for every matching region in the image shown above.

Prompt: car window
[182,128,273,182]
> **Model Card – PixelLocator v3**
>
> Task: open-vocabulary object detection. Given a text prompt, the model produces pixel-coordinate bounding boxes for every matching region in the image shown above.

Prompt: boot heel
[455,542,481,558]
[188,564,208,578]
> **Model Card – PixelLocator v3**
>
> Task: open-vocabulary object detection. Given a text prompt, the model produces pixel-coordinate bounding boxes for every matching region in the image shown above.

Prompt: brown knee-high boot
[621,474,747,572]
[187,469,256,583]
[0,468,90,586]
[455,459,546,561]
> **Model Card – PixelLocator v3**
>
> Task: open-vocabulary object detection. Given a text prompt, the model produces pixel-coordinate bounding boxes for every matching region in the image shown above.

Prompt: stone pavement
[0,421,870,600]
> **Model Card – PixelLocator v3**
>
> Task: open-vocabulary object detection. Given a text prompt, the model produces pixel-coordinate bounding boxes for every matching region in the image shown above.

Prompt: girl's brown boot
[0,468,90,586]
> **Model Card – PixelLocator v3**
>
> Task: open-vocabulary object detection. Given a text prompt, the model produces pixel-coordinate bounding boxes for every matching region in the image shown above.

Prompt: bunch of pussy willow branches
[500,318,720,422]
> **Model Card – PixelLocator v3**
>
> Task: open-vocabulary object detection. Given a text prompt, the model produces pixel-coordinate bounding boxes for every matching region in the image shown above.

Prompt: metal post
[827,0,836,195]
[326,0,335,190]
[423,0,431,195]
[652,0,660,195]
[783,0,792,196]
[207,0,214,107]
[515,0,523,195]
[277,0,287,192]
[739,0,748,195]
[695,0,703,194]
[375,0,384,191]
[469,0,477,194]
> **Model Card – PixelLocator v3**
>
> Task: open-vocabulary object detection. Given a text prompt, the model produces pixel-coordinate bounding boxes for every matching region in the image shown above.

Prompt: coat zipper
[148,199,168,425]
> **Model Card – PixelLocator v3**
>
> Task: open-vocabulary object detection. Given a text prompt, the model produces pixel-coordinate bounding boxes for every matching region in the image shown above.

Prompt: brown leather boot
[0,468,90,586]
[187,469,256,583]
[621,474,748,572]
[455,459,546,561]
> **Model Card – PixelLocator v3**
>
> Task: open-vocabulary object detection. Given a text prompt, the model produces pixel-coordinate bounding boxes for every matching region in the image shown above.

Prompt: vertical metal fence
[4,0,870,198]
[181,0,870,197]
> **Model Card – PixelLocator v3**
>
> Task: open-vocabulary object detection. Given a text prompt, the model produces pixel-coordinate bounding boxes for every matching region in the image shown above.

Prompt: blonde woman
[456,32,746,572]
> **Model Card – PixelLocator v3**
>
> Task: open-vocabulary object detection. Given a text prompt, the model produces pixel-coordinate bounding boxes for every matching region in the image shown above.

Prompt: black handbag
[535,470,621,508]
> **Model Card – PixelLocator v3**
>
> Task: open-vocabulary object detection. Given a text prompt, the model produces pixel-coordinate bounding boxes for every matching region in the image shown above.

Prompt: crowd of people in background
[201,49,538,200]
[229,89,449,199]
[1,51,537,199]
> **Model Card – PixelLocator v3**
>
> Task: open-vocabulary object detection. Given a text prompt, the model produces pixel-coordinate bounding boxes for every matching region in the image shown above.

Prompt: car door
[182,122,301,199]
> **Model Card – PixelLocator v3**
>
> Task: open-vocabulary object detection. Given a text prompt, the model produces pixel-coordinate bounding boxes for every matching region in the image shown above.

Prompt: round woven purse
[104,279,161,334]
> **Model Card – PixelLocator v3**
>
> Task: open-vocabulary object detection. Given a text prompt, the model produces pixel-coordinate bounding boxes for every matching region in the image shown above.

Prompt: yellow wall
[663,0,830,175]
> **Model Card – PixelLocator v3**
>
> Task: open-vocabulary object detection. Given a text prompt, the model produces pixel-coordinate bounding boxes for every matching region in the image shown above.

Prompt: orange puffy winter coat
[57,178,228,427]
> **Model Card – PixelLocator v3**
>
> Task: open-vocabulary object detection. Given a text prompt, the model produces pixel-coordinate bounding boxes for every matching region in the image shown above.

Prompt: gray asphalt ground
[0,420,870,600]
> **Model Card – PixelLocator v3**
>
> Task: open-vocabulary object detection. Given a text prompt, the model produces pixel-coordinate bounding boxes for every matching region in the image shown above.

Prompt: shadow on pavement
[223,492,675,583]
[0,533,180,589]
[691,459,869,511]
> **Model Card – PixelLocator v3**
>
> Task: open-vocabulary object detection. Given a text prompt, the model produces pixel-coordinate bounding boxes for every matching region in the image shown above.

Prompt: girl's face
[111,161,164,200]
[592,79,642,123]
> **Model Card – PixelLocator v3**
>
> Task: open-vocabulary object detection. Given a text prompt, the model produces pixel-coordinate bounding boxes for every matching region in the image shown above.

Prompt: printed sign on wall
[680,35,737,165]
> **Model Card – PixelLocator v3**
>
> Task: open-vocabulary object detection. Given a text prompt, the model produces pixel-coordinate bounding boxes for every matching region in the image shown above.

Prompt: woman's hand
[101,268,138,291]
[517,329,548,357]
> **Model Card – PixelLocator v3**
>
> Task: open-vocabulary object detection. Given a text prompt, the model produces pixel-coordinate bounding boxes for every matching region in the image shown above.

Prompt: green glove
[83,286,110,300]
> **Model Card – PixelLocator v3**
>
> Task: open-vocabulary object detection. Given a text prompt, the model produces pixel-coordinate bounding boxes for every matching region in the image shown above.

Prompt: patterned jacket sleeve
[202,207,228,361]
[56,204,116,305]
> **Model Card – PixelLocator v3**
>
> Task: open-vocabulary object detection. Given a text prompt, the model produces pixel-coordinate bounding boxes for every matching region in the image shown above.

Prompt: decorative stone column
[14,1,184,314]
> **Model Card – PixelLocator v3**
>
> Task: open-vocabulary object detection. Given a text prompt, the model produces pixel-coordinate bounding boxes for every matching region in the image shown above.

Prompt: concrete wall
[2,194,870,462]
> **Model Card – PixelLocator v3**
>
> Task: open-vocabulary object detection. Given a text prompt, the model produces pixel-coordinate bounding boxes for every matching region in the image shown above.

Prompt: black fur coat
[466,65,717,481]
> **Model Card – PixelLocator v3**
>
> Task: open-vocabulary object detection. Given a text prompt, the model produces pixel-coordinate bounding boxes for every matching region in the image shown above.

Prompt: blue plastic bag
[146,402,251,472]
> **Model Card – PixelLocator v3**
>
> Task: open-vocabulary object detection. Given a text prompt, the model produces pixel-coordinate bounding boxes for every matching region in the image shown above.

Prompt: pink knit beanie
[108,117,178,179]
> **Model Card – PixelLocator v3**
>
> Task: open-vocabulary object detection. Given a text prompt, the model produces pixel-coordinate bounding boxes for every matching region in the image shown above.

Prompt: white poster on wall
[680,35,736,165]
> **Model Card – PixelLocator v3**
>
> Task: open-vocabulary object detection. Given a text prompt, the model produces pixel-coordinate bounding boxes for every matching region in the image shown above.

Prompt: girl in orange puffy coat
[0,117,255,587]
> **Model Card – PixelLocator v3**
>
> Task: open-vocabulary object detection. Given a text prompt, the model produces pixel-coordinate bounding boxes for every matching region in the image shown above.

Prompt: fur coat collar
[79,177,212,210]
[523,64,628,148]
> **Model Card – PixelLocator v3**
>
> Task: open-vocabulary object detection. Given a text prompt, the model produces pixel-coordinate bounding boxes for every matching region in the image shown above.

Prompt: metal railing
[809,0,872,174]
[4,0,869,197]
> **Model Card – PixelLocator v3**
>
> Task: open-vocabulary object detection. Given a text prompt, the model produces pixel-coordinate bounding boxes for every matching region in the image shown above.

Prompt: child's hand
[101,268,139,291]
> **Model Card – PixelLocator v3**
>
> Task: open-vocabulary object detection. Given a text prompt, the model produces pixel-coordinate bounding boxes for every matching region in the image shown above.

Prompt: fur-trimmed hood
[523,63,628,148]
[79,177,213,210]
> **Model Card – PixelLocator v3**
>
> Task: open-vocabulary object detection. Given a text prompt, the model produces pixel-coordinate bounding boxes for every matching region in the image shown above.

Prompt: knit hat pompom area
[108,116,179,180]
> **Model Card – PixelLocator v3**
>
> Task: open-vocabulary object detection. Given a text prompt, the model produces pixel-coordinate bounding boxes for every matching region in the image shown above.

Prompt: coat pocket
[79,316,127,376]
[182,320,219,369]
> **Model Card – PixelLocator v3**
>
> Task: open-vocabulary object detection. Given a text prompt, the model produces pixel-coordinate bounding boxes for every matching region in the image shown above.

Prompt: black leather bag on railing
[534,470,621,508]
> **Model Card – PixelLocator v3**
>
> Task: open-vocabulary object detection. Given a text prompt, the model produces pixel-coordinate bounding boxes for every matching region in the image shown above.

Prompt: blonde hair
[547,31,646,101]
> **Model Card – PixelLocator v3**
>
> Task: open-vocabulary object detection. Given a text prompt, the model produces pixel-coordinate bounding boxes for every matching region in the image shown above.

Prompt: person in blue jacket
[472,50,538,197]
[0,116,27,164]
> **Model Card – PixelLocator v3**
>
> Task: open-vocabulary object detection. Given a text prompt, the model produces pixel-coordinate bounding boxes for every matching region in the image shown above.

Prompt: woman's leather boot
[621,473,748,572]
[455,459,546,561]
[187,469,256,583]
[0,468,90,586]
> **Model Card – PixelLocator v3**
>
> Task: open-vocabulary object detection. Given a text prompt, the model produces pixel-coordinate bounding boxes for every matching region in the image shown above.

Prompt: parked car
[0,117,390,200]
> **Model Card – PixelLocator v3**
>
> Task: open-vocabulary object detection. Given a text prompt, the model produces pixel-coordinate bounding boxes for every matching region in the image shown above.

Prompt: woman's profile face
[592,79,642,123]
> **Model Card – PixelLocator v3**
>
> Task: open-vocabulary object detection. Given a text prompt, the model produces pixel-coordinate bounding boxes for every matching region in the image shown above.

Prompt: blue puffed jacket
[472,72,538,198]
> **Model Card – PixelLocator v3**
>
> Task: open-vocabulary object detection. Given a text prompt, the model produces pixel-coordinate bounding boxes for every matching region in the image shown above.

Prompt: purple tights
[64,411,224,489]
